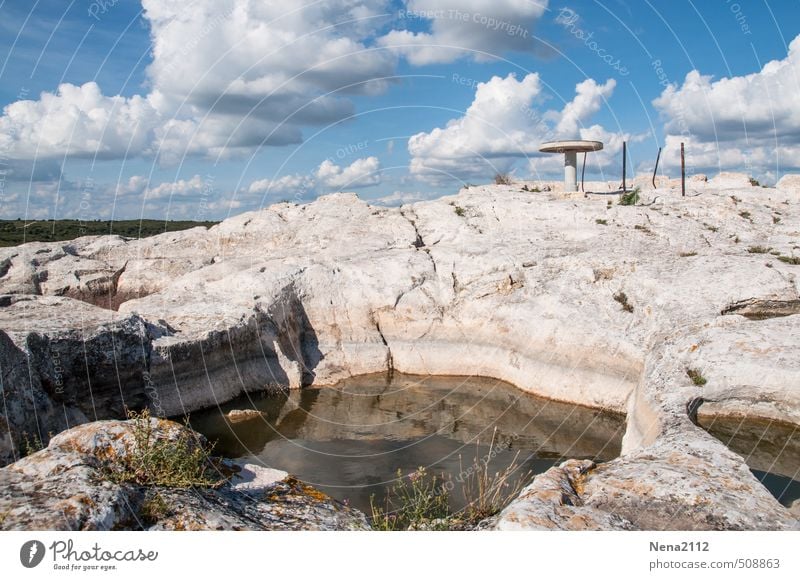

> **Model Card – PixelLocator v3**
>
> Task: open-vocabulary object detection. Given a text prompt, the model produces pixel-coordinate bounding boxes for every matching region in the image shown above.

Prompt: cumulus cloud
[0,82,160,160]
[379,0,549,65]
[247,156,382,200]
[407,73,620,180]
[0,1,397,166]
[653,34,800,178]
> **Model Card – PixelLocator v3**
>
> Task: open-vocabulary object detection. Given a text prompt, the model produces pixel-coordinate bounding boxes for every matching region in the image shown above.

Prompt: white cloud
[653,34,800,178]
[0,82,160,160]
[407,73,621,180]
[0,1,397,165]
[379,0,549,65]
[316,156,381,189]
[246,156,381,200]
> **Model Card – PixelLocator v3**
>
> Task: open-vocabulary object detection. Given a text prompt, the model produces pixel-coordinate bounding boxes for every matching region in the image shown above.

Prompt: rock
[776,173,800,194]
[0,418,368,531]
[226,409,264,423]
[1,185,799,529]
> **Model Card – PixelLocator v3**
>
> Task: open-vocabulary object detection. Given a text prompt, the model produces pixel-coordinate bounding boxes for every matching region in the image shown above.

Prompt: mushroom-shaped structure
[539,140,603,192]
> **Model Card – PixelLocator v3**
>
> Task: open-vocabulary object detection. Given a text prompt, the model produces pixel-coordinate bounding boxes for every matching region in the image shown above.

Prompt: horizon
[1,1,799,222]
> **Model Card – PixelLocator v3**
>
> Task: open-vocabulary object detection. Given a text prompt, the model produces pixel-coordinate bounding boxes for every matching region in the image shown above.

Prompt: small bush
[778,255,800,265]
[686,368,707,386]
[747,245,772,254]
[140,491,171,524]
[679,251,698,257]
[596,219,608,225]
[102,409,223,488]
[370,467,451,531]
[494,173,512,185]
[749,178,760,187]
[739,211,752,221]
[613,291,634,313]
[454,206,466,217]
[618,187,640,206]
[773,216,782,224]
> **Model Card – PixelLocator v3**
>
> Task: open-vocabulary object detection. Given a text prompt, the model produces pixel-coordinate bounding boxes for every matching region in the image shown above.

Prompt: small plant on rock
[596,219,608,225]
[103,409,224,488]
[778,255,800,265]
[686,368,707,386]
[613,291,634,313]
[747,245,772,254]
[494,173,512,185]
[454,206,466,217]
[618,187,640,206]
[370,467,451,531]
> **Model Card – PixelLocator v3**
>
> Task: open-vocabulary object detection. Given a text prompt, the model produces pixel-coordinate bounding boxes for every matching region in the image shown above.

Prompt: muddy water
[189,373,625,515]
[698,413,800,507]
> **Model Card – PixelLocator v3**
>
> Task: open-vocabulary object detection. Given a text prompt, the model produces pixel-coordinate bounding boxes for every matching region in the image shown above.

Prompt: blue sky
[1,0,799,221]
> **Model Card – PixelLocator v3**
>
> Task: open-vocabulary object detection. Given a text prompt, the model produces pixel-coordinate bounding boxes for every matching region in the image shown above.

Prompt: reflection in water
[189,373,626,515]
[698,414,800,507]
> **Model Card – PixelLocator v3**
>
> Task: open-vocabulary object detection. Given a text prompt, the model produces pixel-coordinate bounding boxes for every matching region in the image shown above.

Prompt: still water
[189,373,626,515]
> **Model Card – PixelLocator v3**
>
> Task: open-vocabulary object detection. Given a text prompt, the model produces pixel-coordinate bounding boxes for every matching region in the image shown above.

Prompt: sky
[0,0,799,221]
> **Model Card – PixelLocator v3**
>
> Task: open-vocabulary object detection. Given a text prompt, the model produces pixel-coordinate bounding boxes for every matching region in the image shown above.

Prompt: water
[698,414,800,507]
[188,373,625,516]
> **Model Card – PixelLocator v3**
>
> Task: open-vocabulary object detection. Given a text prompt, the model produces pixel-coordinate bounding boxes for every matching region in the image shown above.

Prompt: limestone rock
[0,418,368,531]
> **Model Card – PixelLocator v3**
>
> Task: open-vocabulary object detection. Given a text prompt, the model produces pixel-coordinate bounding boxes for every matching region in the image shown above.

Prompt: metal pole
[622,141,627,193]
[652,147,662,189]
[581,151,587,192]
[681,142,686,197]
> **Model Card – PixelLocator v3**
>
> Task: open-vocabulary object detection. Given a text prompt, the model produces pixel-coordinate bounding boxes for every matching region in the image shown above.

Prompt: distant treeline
[0,219,219,248]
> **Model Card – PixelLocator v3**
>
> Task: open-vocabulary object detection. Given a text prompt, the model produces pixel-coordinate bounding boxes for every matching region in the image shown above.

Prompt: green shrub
[595,219,608,225]
[103,410,223,488]
[747,246,772,254]
[778,255,800,265]
[686,368,707,386]
[613,291,634,313]
[618,187,640,206]
[454,206,466,217]
[370,467,451,531]
[494,173,512,185]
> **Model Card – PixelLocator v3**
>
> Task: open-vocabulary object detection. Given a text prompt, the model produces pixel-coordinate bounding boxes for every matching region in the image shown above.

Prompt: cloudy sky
[0,0,798,221]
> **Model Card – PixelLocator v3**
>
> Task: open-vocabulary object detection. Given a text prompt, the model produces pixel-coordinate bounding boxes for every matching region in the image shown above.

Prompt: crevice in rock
[721,298,800,320]
[400,208,437,274]
[374,320,394,376]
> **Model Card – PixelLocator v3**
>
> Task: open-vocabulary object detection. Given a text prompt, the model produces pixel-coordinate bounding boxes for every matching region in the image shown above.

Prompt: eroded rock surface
[1,176,799,529]
[0,419,368,531]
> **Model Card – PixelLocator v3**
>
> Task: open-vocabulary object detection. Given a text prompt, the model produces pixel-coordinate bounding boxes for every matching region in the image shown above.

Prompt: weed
[773,216,781,224]
[686,368,707,386]
[102,409,223,488]
[370,467,451,531]
[613,291,634,313]
[454,206,466,217]
[140,491,171,524]
[749,178,760,187]
[618,187,641,206]
[596,219,608,225]
[634,224,652,234]
[747,246,772,254]
[679,251,698,257]
[21,433,44,457]
[704,223,719,233]
[739,211,752,220]
[494,173,512,186]
[778,255,800,265]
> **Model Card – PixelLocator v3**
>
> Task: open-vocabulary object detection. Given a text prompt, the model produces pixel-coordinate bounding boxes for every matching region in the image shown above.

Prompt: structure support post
[564,150,578,192]
[681,142,686,197]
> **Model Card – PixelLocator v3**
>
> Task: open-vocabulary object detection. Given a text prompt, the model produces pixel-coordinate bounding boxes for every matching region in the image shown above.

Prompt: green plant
[634,224,651,233]
[679,251,698,257]
[140,491,171,524]
[613,291,634,313]
[739,211,752,221]
[458,436,531,523]
[749,178,760,187]
[686,368,707,386]
[21,433,44,457]
[778,255,800,265]
[494,173,512,185]
[102,409,223,488]
[773,216,782,224]
[370,467,451,531]
[454,206,466,217]
[747,245,772,254]
[595,219,608,225]
[618,187,640,206]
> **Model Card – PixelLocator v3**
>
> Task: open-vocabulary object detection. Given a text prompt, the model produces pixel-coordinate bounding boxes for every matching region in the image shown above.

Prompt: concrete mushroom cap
[539,140,604,153]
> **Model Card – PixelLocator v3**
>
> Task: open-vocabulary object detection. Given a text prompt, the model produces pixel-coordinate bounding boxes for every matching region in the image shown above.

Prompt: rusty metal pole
[622,141,627,193]
[652,147,662,189]
[681,142,686,197]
